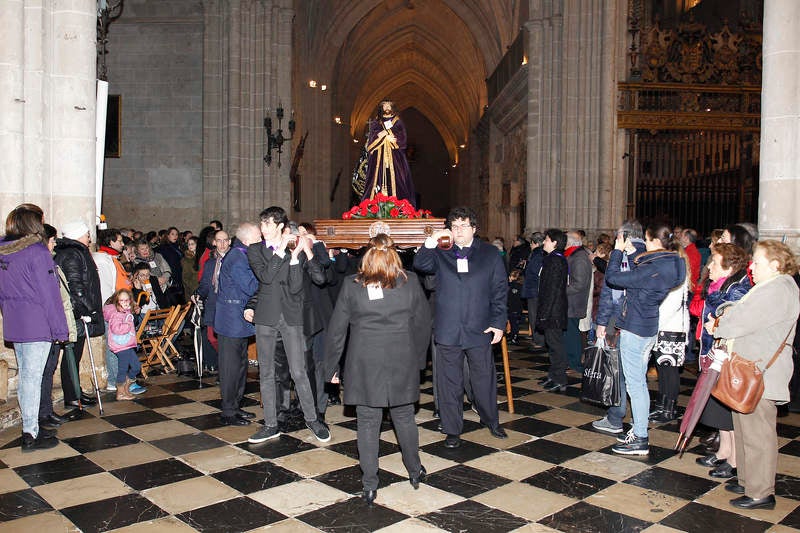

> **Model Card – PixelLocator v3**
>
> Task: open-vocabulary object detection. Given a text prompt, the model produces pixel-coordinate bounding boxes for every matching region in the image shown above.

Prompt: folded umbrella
[191,302,204,381]
[675,343,728,454]
[61,342,82,402]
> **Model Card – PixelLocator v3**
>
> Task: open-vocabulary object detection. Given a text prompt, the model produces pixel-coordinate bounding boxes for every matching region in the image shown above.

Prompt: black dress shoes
[695,454,724,467]
[236,409,256,420]
[543,381,567,393]
[362,489,377,505]
[730,495,776,510]
[701,431,720,454]
[21,432,58,453]
[538,376,551,384]
[220,415,251,426]
[80,393,97,405]
[489,426,508,439]
[725,483,745,494]
[709,462,736,479]
[410,466,427,490]
[444,435,461,448]
[39,414,66,427]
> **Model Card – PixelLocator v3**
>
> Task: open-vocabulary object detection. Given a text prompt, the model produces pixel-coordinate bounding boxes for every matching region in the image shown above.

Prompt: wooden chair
[136,306,177,377]
[153,302,192,364]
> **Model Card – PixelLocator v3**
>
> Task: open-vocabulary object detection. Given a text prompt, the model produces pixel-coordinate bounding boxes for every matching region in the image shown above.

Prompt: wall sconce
[334,116,342,125]
[309,80,317,88]
[264,105,295,167]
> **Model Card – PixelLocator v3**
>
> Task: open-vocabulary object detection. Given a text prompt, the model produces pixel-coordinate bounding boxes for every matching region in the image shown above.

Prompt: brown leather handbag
[711,330,792,414]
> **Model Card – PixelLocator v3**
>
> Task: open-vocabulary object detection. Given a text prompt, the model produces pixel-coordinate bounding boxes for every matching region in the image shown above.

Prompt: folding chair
[153,302,192,364]
[136,306,176,377]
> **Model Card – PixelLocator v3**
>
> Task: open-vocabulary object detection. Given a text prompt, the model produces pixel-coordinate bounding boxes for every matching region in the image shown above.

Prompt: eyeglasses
[450,224,473,231]
[215,238,231,243]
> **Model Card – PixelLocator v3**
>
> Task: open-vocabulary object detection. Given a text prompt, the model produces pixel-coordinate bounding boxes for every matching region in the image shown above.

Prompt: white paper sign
[457,258,469,273]
[367,285,384,300]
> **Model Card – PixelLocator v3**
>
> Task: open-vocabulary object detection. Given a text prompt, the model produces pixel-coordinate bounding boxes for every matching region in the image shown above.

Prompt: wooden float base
[314,218,445,249]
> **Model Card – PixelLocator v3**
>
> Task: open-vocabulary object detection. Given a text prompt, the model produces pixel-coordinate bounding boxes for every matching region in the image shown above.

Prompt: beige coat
[715,274,799,402]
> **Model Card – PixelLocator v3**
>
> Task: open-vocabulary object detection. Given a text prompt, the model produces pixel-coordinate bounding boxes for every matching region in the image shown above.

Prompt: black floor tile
[102,410,170,428]
[177,496,285,532]
[203,397,259,410]
[180,413,229,431]
[498,399,552,416]
[327,439,400,460]
[0,489,52,522]
[421,438,497,463]
[780,502,800,529]
[777,423,800,439]
[135,393,195,409]
[0,437,22,450]
[236,434,315,459]
[13,455,103,487]
[419,499,529,533]
[561,400,609,416]
[158,379,212,392]
[776,473,800,501]
[501,417,566,437]
[64,429,140,453]
[779,440,800,457]
[419,418,482,434]
[212,462,301,494]
[298,497,409,532]
[660,501,772,533]
[522,466,616,499]
[509,438,588,463]
[596,443,676,465]
[423,464,511,498]
[111,458,203,490]
[0,459,6,469]
[60,493,167,533]
[623,466,718,500]
[149,432,227,455]
[538,501,651,533]
[314,465,405,494]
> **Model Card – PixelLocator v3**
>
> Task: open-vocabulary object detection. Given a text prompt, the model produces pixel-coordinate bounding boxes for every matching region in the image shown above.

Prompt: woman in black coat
[536,229,569,391]
[325,234,432,504]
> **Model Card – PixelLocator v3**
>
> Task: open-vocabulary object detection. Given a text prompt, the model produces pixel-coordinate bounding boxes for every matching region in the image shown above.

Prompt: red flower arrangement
[342,194,431,220]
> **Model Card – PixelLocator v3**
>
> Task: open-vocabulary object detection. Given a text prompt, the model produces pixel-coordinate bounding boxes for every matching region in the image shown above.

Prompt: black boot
[648,394,665,421]
[701,431,720,454]
[653,398,676,423]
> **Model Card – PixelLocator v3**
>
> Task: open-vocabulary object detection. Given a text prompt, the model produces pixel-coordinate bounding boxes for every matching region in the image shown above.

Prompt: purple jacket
[0,235,69,343]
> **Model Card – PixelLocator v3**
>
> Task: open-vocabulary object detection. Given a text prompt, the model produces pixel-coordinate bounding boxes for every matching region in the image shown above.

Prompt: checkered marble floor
[2,343,800,533]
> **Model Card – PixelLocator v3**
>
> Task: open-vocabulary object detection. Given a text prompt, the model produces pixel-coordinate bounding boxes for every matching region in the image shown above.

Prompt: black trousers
[657,365,680,402]
[436,343,498,436]
[217,334,249,417]
[40,343,61,418]
[357,403,420,491]
[544,328,567,385]
[61,332,86,404]
[273,336,320,422]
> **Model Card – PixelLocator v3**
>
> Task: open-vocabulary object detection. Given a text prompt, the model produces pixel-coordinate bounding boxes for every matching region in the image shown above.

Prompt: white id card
[457,258,469,273]
[149,261,157,269]
[383,120,394,130]
[367,285,384,300]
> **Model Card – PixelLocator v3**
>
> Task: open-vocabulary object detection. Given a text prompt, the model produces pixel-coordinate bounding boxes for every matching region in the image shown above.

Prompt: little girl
[103,289,145,400]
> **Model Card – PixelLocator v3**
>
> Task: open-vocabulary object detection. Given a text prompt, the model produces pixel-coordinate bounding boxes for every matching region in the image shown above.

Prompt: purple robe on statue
[362,114,416,206]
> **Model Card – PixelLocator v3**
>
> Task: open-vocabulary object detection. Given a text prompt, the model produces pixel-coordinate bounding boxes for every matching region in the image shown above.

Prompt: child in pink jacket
[103,289,143,400]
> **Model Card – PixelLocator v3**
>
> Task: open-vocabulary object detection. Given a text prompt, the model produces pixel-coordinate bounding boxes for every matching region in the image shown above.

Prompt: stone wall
[102,0,205,233]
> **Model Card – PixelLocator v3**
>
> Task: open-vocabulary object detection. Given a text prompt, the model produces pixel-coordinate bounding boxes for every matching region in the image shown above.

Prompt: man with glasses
[414,206,508,448]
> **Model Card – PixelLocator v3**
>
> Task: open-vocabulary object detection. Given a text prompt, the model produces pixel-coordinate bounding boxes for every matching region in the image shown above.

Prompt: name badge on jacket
[367,285,384,300]
[457,258,469,273]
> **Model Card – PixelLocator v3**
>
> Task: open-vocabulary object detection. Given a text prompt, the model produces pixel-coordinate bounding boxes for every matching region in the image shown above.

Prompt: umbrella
[60,342,83,418]
[191,302,204,381]
[675,342,728,454]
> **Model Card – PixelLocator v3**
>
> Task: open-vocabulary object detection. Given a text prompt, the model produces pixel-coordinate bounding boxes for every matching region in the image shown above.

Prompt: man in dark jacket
[521,232,545,348]
[591,220,646,435]
[54,220,103,408]
[565,230,592,372]
[215,223,261,426]
[536,229,569,392]
[414,206,508,449]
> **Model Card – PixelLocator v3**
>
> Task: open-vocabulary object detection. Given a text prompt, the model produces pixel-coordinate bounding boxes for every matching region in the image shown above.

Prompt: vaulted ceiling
[296,0,522,161]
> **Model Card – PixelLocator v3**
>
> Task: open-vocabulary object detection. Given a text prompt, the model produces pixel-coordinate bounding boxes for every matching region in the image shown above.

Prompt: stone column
[758,0,800,247]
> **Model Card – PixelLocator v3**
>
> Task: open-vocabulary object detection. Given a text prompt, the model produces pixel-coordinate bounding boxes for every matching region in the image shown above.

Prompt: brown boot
[116,380,134,401]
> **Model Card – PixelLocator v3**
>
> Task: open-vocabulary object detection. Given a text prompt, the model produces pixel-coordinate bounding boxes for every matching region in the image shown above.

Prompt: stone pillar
[758,0,800,247]
[0,0,98,403]
[203,0,294,227]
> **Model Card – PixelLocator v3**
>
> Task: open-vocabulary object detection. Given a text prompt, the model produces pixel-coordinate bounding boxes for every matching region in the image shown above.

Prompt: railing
[487,30,527,104]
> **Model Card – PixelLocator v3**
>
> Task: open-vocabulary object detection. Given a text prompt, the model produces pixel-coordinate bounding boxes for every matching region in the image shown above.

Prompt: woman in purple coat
[0,204,68,452]
[361,100,416,206]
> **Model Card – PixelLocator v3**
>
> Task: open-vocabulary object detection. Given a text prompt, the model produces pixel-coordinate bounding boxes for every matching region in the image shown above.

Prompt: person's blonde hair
[356,234,407,289]
[755,240,798,276]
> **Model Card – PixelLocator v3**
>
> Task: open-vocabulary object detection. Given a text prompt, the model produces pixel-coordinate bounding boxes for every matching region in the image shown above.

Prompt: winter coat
[54,237,104,337]
[214,243,258,339]
[103,304,137,353]
[521,247,544,299]
[0,235,69,343]
[536,251,568,331]
[698,270,751,356]
[604,249,685,337]
[595,241,646,328]
[715,274,799,402]
[156,242,183,289]
[325,272,432,407]
[413,238,508,348]
[508,279,524,314]
[566,246,592,318]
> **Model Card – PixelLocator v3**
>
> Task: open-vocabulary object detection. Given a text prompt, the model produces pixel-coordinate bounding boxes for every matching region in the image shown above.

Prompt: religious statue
[361,100,417,206]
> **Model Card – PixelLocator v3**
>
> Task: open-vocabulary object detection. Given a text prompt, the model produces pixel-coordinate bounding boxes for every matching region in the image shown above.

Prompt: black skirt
[699,395,733,431]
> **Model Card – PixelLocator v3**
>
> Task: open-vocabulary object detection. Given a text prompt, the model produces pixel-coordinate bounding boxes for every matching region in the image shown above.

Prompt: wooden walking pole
[501,321,514,414]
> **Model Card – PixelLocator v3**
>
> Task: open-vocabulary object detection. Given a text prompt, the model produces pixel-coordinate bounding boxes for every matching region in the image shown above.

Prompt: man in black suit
[413,206,508,448]
[245,206,330,444]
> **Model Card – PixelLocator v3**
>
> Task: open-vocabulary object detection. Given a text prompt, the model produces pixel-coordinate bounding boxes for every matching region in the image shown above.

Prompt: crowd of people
[0,203,798,512]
